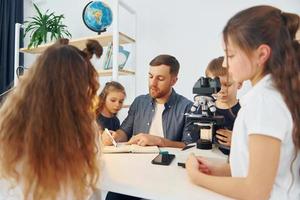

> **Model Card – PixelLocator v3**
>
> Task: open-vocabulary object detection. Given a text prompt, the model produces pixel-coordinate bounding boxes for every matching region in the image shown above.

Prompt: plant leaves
[24,3,72,48]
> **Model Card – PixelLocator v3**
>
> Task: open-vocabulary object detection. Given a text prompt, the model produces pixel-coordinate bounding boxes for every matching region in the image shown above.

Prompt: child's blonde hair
[205,56,237,117]
[205,56,228,77]
[96,81,126,115]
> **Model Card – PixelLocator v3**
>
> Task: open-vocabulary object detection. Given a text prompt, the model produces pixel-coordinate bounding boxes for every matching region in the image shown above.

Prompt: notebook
[103,143,160,154]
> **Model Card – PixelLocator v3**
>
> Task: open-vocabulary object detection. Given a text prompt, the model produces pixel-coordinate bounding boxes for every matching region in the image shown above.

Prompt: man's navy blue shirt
[120,89,195,144]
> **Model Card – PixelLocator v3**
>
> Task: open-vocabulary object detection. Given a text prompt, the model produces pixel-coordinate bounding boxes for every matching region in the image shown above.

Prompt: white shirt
[230,74,300,200]
[149,103,165,137]
[0,126,102,200]
[0,179,101,200]
[0,180,22,200]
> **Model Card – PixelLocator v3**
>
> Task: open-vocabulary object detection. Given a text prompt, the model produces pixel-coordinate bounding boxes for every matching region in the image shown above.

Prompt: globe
[82,1,113,34]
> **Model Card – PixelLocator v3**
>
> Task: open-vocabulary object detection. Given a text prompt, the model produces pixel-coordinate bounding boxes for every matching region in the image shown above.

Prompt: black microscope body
[186,77,225,149]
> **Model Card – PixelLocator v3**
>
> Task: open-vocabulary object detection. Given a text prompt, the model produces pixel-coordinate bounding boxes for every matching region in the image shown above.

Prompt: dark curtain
[0,0,23,95]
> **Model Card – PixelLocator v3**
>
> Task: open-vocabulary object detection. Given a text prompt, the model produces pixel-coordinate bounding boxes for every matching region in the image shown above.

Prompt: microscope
[186,77,224,149]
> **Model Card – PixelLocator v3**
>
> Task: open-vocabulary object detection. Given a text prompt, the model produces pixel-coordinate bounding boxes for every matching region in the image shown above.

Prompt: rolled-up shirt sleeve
[119,98,138,140]
[181,102,195,144]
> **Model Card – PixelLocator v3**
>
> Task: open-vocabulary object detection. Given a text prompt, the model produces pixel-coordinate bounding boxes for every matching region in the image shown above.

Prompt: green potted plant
[24,3,72,49]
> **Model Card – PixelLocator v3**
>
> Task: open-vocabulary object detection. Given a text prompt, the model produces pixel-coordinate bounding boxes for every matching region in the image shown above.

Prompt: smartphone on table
[151,154,175,166]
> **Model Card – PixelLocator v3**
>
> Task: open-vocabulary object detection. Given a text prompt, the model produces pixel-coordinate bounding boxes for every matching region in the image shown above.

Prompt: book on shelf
[103,143,159,154]
[103,42,113,70]
[118,45,130,69]
[102,43,130,70]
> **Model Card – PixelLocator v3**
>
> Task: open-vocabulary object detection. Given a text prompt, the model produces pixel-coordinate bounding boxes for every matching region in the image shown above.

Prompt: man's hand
[215,129,232,147]
[127,133,163,146]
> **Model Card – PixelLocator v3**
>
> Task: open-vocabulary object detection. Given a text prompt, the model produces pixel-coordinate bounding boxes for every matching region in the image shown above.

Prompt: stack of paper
[103,144,159,154]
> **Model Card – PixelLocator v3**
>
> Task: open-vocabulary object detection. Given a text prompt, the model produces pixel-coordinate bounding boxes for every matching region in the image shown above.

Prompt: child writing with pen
[205,56,242,155]
[98,82,144,200]
[96,81,126,135]
[186,5,300,200]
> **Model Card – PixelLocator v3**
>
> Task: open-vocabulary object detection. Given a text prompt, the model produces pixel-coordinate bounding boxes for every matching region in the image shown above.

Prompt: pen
[177,162,186,168]
[104,128,118,147]
[181,144,196,151]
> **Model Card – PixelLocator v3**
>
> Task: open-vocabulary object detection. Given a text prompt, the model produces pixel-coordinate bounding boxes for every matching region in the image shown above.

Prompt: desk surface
[100,145,232,200]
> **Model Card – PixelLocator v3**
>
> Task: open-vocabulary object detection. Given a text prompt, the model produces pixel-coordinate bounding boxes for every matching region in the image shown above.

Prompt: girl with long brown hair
[186,5,300,200]
[0,39,102,200]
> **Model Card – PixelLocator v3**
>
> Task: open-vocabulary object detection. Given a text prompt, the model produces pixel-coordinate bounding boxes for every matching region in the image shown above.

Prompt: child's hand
[216,129,232,147]
[186,153,200,182]
[186,154,218,185]
[195,156,213,175]
[101,130,117,146]
[186,154,228,177]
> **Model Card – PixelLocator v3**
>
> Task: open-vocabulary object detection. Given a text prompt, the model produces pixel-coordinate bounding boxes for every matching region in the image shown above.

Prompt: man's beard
[149,87,168,99]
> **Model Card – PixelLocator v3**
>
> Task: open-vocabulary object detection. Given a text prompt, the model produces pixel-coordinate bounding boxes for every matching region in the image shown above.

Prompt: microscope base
[196,139,212,149]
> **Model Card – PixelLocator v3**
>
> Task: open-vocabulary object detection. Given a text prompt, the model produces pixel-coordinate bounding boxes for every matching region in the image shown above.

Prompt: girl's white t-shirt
[0,180,101,200]
[0,180,22,200]
[230,74,300,200]
[0,124,102,200]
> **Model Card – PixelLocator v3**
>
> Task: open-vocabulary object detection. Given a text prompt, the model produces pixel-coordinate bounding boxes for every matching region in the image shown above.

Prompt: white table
[100,145,233,200]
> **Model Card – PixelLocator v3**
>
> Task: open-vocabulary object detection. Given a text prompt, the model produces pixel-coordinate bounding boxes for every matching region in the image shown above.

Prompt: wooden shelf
[98,69,135,76]
[20,32,135,54]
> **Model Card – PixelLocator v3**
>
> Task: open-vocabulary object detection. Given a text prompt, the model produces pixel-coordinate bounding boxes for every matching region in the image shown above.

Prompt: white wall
[123,0,300,100]
[23,0,300,104]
